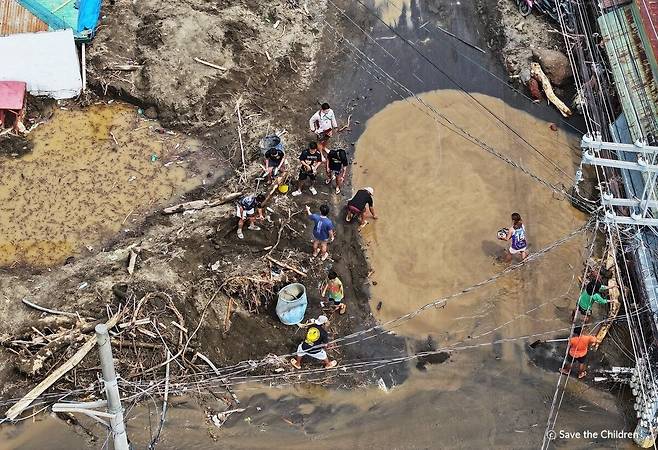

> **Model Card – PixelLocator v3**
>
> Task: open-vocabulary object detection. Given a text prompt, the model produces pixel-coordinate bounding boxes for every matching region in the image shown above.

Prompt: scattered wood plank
[194,57,228,71]
[265,255,306,277]
[530,63,572,117]
[127,250,138,275]
[170,321,188,334]
[5,309,124,420]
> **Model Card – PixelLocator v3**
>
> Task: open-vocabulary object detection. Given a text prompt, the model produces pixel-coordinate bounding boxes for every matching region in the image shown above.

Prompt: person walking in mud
[321,270,346,314]
[560,326,600,379]
[292,142,323,197]
[235,193,265,240]
[291,315,337,369]
[500,212,528,261]
[325,147,349,195]
[309,102,338,158]
[306,204,335,261]
[346,187,377,231]
[264,144,286,182]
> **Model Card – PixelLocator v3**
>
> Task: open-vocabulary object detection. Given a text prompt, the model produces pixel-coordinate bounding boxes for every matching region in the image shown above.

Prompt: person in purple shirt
[306,204,335,261]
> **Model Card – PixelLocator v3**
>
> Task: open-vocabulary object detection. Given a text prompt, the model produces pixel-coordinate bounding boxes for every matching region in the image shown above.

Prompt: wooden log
[265,255,306,277]
[162,192,242,214]
[530,63,572,117]
[5,309,124,420]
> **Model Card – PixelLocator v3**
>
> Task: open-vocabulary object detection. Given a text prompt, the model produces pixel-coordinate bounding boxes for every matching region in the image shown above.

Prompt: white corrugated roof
[0,29,81,99]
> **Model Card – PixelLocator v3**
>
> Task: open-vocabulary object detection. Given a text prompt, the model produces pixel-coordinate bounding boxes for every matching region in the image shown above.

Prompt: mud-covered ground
[0,0,589,444]
[0,0,410,414]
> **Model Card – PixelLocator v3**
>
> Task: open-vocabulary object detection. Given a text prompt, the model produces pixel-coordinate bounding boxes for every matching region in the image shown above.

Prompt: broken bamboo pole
[530,63,572,117]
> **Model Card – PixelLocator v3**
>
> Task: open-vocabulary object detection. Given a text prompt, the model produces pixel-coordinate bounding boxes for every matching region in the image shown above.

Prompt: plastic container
[275,283,307,325]
[259,134,284,155]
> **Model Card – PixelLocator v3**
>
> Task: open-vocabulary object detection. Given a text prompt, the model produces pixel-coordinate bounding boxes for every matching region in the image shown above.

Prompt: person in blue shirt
[306,204,335,261]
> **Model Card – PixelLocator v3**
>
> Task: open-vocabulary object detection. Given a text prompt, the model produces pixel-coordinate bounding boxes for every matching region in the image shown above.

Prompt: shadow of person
[481,240,505,260]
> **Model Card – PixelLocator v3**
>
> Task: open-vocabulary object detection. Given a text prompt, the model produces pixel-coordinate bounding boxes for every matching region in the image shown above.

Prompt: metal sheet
[0,0,48,36]
[599,6,658,140]
[636,0,658,61]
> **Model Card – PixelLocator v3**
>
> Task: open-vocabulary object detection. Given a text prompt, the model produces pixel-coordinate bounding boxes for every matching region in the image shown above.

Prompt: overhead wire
[343,0,580,183]
[322,18,597,213]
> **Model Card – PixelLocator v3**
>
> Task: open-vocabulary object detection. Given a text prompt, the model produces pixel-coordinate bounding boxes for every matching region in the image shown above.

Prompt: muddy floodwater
[0,104,205,266]
[1,91,632,449]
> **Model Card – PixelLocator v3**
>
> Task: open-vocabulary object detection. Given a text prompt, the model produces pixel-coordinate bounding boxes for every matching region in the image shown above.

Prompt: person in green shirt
[574,279,617,323]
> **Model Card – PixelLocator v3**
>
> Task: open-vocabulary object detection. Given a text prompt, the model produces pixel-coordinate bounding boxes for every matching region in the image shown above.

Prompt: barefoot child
[321,270,346,314]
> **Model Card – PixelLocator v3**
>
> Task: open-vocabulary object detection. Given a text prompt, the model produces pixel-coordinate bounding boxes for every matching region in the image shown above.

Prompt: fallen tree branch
[265,255,306,277]
[530,63,572,117]
[163,192,242,215]
[22,298,79,318]
[5,308,125,420]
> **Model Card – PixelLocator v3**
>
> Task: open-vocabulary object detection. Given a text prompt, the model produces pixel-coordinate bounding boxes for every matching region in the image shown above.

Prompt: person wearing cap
[325,147,349,195]
[309,102,338,158]
[346,187,377,231]
[560,326,600,379]
[291,315,337,369]
[264,146,286,181]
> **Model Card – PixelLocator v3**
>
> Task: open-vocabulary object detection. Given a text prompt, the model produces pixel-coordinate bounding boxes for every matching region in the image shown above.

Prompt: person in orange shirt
[560,326,601,379]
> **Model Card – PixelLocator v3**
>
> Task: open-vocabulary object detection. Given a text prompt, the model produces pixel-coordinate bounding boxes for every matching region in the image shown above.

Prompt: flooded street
[355,89,586,339]
[0,1,636,449]
[0,104,207,266]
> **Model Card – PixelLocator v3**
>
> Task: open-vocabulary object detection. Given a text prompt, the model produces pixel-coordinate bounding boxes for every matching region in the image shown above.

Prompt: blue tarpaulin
[16,0,101,41]
[76,0,101,35]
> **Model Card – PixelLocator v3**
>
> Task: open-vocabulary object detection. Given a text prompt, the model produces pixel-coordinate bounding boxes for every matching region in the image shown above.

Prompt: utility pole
[96,323,130,450]
[53,324,130,449]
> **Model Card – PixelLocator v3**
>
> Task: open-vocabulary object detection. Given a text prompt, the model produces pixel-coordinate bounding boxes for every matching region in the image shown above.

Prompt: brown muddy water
[0,91,632,449]
[0,104,206,267]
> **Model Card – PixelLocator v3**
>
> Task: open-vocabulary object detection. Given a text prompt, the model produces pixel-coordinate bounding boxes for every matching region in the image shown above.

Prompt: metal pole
[95,324,130,450]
